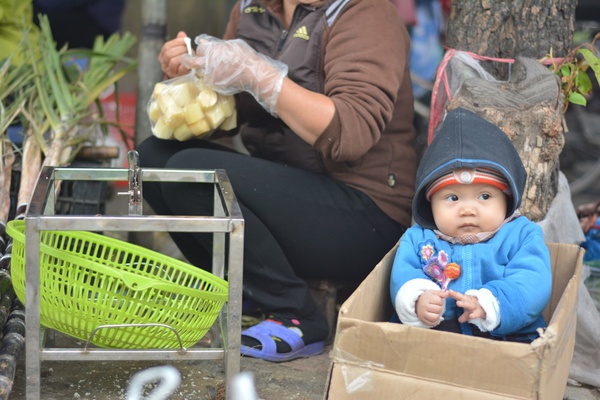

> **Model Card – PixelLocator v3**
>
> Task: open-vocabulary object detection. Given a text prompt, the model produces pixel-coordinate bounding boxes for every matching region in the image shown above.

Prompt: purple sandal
[240,320,324,362]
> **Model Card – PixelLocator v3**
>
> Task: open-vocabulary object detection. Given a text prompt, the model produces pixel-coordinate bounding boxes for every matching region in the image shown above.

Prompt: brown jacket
[223,0,416,227]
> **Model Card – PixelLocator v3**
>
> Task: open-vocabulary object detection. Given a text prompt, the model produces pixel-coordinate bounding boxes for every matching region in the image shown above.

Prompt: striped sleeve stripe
[326,0,350,26]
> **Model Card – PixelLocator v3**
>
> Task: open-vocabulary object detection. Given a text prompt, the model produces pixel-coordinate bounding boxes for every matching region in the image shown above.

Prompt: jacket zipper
[277,3,313,51]
[269,3,328,174]
[277,30,288,51]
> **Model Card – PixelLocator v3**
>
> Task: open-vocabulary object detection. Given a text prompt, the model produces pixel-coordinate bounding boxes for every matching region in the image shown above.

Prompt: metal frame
[23,166,244,400]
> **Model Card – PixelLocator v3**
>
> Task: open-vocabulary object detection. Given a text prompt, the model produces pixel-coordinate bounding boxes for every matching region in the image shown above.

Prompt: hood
[413,108,527,230]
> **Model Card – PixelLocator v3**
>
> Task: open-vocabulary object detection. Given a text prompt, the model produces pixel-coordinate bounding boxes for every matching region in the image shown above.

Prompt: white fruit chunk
[188,118,212,136]
[173,124,195,141]
[184,101,205,125]
[219,110,237,131]
[169,83,194,108]
[149,101,161,123]
[203,105,227,129]
[149,78,237,140]
[197,89,218,108]
[152,82,168,99]
[153,118,173,139]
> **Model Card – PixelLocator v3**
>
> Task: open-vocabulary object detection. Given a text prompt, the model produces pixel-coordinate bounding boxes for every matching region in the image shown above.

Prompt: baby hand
[448,290,487,323]
[416,289,449,326]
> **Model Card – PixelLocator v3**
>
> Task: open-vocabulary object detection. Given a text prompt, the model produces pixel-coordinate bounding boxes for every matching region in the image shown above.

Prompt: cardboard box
[327,242,583,400]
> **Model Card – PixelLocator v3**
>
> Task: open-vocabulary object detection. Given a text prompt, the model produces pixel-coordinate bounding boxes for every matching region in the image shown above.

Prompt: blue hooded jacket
[390,108,552,339]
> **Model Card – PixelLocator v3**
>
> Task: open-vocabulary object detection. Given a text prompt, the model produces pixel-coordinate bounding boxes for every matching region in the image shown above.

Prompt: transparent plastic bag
[428,50,503,143]
[147,72,237,141]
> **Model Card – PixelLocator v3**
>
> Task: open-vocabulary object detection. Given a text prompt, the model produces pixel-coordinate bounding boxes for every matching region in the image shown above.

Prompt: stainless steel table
[23,158,244,400]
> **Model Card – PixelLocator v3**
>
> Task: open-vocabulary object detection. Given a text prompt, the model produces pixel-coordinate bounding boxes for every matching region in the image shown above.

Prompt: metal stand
[23,159,244,400]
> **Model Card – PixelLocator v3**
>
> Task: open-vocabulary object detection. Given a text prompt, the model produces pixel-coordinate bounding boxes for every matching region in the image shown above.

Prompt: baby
[390,108,552,342]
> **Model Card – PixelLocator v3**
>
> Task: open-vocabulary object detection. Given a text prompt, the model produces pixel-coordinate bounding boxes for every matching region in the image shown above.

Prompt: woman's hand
[159,31,191,78]
[179,34,334,145]
[181,34,288,116]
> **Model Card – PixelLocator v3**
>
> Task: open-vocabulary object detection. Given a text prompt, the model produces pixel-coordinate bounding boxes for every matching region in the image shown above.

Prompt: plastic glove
[181,34,288,116]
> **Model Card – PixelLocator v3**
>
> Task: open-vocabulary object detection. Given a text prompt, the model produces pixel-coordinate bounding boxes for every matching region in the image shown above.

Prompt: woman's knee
[164,146,239,171]
[136,137,168,168]
[136,137,191,168]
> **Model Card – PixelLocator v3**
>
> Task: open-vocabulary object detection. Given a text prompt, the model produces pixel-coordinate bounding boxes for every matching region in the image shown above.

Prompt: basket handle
[84,323,187,352]
[35,236,228,301]
[41,244,159,291]
[119,273,159,291]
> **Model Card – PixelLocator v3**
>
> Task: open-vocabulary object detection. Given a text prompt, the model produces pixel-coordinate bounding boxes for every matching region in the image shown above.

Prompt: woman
[136,0,416,362]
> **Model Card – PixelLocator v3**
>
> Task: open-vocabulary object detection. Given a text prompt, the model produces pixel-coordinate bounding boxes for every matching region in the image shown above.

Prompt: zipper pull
[277,30,288,50]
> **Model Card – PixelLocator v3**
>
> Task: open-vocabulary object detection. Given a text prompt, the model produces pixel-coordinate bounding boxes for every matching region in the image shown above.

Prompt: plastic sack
[428,50,505,144]
[537,172,600,389]
[147,72,237,141]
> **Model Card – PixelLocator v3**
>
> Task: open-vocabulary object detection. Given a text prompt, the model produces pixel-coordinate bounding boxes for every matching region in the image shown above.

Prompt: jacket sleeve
[313,0,411,162]
[222,1,241,40]
[390,228,442,326]
[485,222,552,336]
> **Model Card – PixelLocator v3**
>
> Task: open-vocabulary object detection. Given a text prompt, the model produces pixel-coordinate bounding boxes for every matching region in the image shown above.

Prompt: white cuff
[464,288,500,332]
[394,279,445,329]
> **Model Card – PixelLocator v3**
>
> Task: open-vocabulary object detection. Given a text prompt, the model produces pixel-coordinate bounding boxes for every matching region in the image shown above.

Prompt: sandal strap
[242,320,305,352]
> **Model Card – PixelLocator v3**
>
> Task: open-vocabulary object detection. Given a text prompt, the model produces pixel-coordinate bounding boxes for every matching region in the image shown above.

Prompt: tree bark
[441,0,577,221]
[446,0,576,78]
[445,57,564,221]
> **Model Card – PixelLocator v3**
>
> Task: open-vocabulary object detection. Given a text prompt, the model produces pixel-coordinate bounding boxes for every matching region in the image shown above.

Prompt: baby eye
[445,194,459,202]
[478,193,491,200]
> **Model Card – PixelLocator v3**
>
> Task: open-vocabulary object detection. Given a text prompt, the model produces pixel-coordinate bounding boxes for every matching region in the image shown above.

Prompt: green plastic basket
[6,220,228,349]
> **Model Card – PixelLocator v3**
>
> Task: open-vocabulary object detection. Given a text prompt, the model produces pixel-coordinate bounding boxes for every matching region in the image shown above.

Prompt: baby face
[430,183,508,237]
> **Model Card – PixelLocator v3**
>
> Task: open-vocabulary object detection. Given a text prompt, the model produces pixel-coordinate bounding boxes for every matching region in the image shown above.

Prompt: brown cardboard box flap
[329,242,583,399]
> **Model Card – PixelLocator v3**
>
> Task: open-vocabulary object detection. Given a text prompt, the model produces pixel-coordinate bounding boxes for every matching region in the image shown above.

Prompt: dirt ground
[7,334,600,400]
[8,331,333,400]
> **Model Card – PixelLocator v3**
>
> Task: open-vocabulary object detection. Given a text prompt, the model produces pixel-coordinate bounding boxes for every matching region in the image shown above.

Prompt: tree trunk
[441,0,577,221]
[446,0,576,78]
[444,57,564,221]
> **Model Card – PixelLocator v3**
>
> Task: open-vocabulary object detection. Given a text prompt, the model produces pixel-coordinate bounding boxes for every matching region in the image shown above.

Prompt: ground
[7,336,600,399]
[9,331,333,400]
